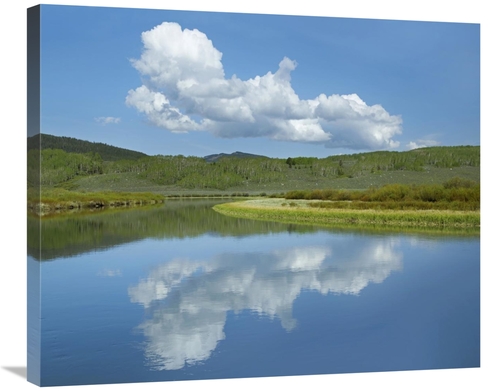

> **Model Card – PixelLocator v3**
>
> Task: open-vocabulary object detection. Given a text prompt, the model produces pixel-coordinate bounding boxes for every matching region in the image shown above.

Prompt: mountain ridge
[27,133,148,161]
[27,133,479,164]
[27,134,270,162]
[203,151,269,162]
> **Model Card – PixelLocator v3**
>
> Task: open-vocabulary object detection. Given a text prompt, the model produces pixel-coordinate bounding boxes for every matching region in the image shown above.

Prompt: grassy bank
[212,199,480,233]
[27,188,165,215]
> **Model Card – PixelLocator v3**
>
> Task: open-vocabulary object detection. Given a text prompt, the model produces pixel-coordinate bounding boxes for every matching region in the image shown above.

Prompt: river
[27,199,480,386]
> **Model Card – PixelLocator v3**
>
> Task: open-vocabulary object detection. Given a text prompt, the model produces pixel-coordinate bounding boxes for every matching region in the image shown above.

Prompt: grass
[27,188,165,215]
[30,161,480,227]
[63,166,480,196]
[308,200,478,211]
[212,198,480,233]
[282,181,479,211]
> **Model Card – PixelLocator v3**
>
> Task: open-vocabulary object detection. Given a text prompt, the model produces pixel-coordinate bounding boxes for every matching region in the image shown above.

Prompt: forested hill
[27,133,149,161]
[204,151,269,162]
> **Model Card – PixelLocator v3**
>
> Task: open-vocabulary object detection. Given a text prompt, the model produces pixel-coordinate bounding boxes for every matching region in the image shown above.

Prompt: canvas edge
[27,4,41,387]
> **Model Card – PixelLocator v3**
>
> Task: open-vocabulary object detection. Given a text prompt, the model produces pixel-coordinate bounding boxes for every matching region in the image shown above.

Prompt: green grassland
[212,179,480,232]
[213,198,480,234]
[65,164,479,196]
[28,136,479,196]
[27,135,480,222]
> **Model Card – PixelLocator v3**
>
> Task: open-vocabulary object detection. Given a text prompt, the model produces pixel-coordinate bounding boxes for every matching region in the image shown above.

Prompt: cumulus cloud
[126,22,403,150]
[406,139,440,150]
[95,116,121,125]
[129,240,403,370]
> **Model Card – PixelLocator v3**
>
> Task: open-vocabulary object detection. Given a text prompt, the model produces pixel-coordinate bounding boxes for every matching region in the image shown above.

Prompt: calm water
[28,200,480,386]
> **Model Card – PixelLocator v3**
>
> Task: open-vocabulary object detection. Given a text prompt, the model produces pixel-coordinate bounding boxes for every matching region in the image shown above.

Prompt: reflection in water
[29,200,316,261]
[29,199,478,262]
[128,240,403,370]
[97,269,122,277]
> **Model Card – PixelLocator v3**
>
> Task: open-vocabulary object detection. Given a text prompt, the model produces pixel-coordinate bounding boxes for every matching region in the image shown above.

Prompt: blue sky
[39,5,479,159]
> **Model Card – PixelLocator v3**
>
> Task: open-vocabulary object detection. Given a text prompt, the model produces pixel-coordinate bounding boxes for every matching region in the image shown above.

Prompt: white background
[1,1,497,390]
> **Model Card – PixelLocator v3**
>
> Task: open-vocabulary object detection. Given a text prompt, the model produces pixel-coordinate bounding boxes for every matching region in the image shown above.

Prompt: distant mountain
[27,133,149,161]
[204,151,269,163]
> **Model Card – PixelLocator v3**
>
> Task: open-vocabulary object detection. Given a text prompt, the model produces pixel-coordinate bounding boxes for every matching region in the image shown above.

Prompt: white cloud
[95,116,121,125]
[407,139,440,150]
[127,21,403,150]
[126,86,200,132]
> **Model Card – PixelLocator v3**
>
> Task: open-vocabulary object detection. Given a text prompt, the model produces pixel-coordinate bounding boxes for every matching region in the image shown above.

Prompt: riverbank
[27,188,165,215]
[212,198,480,232]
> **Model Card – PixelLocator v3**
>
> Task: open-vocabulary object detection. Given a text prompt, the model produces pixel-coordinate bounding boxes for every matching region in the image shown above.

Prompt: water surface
[28,200,480,386]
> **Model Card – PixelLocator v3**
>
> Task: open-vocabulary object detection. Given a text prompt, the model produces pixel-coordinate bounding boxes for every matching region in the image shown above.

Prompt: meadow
[27,134,480,228]
[213,197,480,233]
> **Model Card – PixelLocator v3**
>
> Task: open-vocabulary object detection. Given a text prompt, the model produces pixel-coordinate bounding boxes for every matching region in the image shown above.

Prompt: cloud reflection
[128,240,402,370]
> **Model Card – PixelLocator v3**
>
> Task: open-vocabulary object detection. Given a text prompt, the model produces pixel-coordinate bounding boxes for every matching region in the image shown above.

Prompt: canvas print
[27,4,480,387]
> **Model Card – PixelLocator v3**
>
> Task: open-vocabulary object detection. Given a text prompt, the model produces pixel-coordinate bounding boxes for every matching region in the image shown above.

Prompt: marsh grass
[284,181,479,211]
[213,199,480,231]
[308,200,479,211]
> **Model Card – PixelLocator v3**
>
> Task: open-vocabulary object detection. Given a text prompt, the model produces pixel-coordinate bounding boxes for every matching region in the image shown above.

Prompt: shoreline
[27,199,164,216]
[27,189,165,216]
[212,199,480,233]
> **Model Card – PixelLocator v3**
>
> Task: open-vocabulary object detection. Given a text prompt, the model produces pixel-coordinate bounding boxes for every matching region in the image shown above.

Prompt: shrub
[443,177,477,189]
[285,190,308,199]
[418,185,444,202]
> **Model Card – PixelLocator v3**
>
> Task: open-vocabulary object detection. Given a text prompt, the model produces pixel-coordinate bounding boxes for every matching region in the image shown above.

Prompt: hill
[27,133,148,161]
[204,151,268,162]
[27,133,480,195]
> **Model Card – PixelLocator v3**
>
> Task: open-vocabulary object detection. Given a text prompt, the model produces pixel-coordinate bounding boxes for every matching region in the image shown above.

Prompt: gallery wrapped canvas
[27,3,480,388]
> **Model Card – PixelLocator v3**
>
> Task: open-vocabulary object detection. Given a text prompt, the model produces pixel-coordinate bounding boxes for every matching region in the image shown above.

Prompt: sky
[37,4,480,159]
